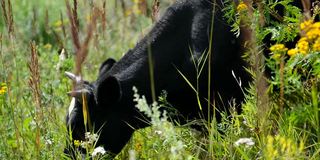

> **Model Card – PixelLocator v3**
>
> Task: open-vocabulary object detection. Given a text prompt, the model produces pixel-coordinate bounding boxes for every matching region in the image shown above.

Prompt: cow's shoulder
[170,0,212,12]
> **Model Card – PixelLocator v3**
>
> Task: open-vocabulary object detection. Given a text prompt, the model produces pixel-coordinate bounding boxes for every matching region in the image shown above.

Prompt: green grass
[1,0,320,159]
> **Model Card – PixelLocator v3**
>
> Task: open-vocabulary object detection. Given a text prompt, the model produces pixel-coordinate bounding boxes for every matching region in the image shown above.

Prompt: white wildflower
[170,141,184,155]
[85,132,98,144]
[29,120,37,130]
[45,139,53,146]
[154,130,162,135]
[129,149,136,160]
[133,86,188,158]
[92,146,106,157]
[234,137,255,147]
[80,141,89,149]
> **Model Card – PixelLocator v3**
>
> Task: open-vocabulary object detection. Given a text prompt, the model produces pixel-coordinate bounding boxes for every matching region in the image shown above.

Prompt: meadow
[0,0,320,159]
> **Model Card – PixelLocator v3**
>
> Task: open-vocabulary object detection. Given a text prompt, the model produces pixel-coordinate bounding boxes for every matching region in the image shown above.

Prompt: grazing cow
[65,0,251,157]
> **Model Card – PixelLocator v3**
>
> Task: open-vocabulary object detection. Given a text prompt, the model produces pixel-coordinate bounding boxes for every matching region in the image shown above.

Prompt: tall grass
[1,0,14,36]
[28,41,42,158]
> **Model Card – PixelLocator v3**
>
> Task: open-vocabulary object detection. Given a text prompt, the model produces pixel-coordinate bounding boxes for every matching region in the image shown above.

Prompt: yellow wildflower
[74,140,81,147]
[237,1,248,12]
[134,142,142,152]
[299,140,304,152]
[300,20,313,31]
[271,53,281,60]
[297,39,309,54]
[287,48,298,57]
[133,6,142,15]
[0,83,7,95]
[299,37,308,42]
[266,135,276,158]
[270,44,288,52]
[125,9,133,17]
[313,38,320,52]
[132,0,142,15]
[279,136,287,153]
[43,43,52,50]
[86,14,92,22]
[306,27,320,40]
[53,20,63,28]
[312,22,320,29]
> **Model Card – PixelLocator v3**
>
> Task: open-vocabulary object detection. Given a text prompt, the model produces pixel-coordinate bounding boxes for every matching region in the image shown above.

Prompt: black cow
[65,0,251,157]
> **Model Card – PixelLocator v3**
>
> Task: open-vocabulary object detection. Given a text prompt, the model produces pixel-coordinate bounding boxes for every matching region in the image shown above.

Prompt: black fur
[65,0,251,156]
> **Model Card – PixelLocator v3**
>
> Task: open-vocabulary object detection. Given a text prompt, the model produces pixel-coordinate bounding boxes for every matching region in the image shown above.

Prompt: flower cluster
[269,44,288,60]
[300,20,313,31]
[234,137,255,147]
[73,132,107,157]
[299,20,320,53]
[125,0,144,17]
[43,43,52,50]
[73,132,98,149]
[291,20,320,56]
[270,20,320,58]
[0,83,7,95]
[92,146,106,158]
[296,37,309,54]
[265,135,304,159]
[237,1,248,12]
[270,44,288,52]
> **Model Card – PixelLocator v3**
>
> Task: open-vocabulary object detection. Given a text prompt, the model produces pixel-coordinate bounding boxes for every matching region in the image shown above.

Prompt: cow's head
[65,58,121,155]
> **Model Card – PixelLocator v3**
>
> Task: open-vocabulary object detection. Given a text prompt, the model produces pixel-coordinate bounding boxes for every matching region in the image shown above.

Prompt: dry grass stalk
[51,11,65,51]
[301,0,311,19]
[0,33,2,54]
[1,0,14,36]
[65,0,100,134]
[138,0,148,16]
[279,55,285,113]
[101,0,107,32]
[60,11,67,39]
[66,0,81,52]
[120,0,127,16]
[44,9,49,33]
[52,27,64,51]
[73,0,79,31]
[28,41,42,114]
[240,0,269,132]
[256,0,266,27]
[75,8,100,73]
[65,0,100,75]
[93,1,108,48]
[28,41,43,158]
[152,0,160,23]
[32,7,38,38]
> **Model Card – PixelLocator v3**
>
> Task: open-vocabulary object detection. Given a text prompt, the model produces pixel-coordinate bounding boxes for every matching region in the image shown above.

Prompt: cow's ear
[99,58,116,76]
[96,76,122,107]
